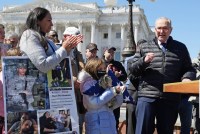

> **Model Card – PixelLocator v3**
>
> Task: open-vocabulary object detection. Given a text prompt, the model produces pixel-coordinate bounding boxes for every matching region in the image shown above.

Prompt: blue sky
[0,0,199,59]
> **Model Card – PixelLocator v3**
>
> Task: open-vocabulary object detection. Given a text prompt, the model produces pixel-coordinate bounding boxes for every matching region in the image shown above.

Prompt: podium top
[163,80,199,94]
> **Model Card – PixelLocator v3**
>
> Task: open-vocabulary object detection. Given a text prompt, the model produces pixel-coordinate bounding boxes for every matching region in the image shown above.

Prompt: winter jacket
[129,36,196,101]
[78,71,123,134]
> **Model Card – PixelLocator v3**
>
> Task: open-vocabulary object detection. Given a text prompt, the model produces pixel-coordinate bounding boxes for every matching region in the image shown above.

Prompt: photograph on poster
[7,111,38,134]
[2,57,49,112]
[38,109,72,134]
[47,58,72,88]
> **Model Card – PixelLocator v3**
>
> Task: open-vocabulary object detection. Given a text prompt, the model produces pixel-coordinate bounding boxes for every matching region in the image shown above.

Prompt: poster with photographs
[2,57,79,134]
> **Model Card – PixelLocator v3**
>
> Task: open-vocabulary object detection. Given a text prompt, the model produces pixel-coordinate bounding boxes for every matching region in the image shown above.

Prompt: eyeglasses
[50,34,57,37]
[155,27,171,32]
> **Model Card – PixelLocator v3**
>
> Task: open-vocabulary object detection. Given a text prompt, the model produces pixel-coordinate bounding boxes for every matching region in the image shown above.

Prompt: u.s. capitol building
[0,0,154,61]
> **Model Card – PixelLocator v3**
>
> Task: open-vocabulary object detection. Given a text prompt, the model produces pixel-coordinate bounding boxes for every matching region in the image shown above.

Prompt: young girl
[78,58,124,134]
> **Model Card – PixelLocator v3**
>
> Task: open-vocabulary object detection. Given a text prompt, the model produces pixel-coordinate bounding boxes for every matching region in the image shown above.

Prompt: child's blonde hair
[84,58,104,80]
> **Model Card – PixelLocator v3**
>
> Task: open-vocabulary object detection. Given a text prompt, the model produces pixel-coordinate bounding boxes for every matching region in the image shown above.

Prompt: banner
[2,56,79,134]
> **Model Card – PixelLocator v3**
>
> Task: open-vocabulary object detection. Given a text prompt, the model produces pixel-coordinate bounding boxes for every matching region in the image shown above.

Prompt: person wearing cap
[61,26,84,81]
[7,62,36,111]
[63,27,86,134]
[19,7,83,73]
[102,47,127,132]
[85,43,98,61]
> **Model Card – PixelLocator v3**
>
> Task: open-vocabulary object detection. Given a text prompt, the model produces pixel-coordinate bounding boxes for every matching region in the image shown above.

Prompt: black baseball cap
[104,47,116,52]
[86,43,98,51]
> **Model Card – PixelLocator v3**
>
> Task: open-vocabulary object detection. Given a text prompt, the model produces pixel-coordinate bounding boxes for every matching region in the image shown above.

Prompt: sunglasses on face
[50,34,57,37]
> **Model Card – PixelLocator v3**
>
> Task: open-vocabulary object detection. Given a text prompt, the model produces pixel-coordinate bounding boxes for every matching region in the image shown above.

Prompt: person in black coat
[129,17,196,134]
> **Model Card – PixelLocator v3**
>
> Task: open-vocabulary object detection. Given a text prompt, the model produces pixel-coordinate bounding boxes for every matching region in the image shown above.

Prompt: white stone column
[82,27,86,61]
[4,23,8,34]
[134,23,139,45]
[60,22,70,40]
[57,29,62,41]
[77,22,83,51]
[95,27,100,56]
[15,24,20,35]
[65,22,70,29]
[120,24,126,52]
[108,24,112,47]
[52,22,57,31]
[91,22,96,43]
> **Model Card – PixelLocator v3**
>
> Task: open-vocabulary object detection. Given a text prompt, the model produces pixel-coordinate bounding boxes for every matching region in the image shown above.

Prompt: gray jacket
[19,29,68,73]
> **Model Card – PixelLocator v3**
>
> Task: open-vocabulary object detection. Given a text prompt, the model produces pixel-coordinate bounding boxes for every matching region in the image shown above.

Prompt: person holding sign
[19,7,83,73]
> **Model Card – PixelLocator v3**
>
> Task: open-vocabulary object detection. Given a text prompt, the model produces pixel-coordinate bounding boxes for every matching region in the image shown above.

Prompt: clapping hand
[62,34,83,52]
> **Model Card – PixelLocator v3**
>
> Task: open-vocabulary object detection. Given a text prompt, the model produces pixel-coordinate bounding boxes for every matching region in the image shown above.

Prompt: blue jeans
[179,97,192,134]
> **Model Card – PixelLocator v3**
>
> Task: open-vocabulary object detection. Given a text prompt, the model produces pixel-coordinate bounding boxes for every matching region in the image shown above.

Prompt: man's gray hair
[155,17,172,28]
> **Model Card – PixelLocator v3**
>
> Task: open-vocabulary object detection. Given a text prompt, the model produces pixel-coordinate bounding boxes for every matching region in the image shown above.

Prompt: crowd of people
[0,6,199,134]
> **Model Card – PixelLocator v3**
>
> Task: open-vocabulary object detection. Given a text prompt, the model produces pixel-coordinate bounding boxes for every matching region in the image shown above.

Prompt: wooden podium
[164,80,199,94]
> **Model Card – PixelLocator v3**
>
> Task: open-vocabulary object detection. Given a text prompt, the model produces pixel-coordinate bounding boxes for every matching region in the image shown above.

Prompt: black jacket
[129,36,196,101]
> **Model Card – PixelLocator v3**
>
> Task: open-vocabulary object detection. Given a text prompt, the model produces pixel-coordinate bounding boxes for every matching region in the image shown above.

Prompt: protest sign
[2,56,79,134]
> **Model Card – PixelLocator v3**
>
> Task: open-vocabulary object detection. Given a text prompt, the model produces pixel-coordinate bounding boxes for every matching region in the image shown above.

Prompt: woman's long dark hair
[25,7,49,51]
[26,7,49,33]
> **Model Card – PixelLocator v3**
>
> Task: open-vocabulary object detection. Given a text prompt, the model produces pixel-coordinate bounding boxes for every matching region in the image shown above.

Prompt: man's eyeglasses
[155,27,171,32]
